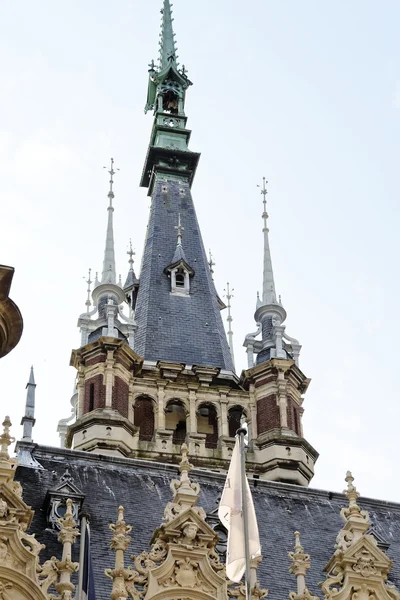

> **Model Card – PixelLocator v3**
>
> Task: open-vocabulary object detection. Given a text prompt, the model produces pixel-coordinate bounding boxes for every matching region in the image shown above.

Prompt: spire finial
[174,213,184,247]
[127,239,135,270]
[85,268,92,313]
[100,159,118,285]
[257,177,277,304]
[159,0,178,69]
[103,157,119,207]
[208,249,215,278]
[224,282,235,370]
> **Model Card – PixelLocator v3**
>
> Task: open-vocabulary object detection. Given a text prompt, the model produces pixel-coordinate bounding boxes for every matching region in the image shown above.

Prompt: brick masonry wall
[86,355,106,367]
[257,394,280,433]
[134,398,155,441]
[112,377,129,418]
[84,374,106,413]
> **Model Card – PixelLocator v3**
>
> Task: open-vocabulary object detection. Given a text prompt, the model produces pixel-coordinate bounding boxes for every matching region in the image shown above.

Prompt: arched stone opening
[228,405,247,438]
[165,399,187,445]
[134,396,155,441]
[197,403,218,449]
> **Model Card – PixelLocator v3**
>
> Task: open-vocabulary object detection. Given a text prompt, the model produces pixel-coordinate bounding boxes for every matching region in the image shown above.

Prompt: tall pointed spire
[135,0,233,370]
[259,177,277,304]
[21,366,36,442]
[101,158,118,284]
[159,0,178,69]
[244,179,302,368]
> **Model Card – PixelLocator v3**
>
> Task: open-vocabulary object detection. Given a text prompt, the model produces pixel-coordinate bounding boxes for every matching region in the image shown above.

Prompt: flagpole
[77,511,88,600]
[237,427,252,600]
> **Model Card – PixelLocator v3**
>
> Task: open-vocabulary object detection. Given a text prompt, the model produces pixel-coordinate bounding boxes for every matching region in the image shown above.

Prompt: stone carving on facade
[319,472,400,600]
[0,416,79,600]
[106,443,243,600]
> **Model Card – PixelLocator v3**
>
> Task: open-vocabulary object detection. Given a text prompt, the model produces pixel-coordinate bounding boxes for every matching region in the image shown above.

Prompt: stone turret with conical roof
[78,158,136,349]
[244,178,301,368]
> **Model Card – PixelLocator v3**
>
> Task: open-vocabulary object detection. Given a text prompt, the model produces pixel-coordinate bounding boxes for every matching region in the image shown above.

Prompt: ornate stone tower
[65,0,317,486]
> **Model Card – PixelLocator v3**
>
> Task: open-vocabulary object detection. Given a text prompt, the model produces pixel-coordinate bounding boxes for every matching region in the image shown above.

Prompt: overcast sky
[1,0,399,502]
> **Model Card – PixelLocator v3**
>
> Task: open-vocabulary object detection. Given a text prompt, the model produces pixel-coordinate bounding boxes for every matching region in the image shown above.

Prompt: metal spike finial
[174,213,184,247]
[100,159,118,285]
[224,282,235,370]
[103,157,120,207]
[21,367,36,442]
[256,176,277,305]
[127,239,135,270]
[208,250,215,278]
[85,268,92,313]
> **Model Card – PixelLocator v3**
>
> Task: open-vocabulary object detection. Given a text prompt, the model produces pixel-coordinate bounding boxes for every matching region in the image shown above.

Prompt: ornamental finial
[127,239,135,271]
[208,249,215,278]
[288,531,317,600]
[224,282,235,370]
[103,157,119,206]
[85,268,92,313]
[0,416,14,460]
[175,213,184,247]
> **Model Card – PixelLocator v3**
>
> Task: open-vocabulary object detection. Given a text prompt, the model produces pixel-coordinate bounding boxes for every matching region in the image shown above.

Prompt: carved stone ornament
[320,472,400,600]
[0,417,79,600]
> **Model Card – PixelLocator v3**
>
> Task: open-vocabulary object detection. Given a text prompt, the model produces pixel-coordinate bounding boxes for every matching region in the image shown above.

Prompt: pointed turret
[244,178,301,368]
[77,159,136,348]
[21,366,36,442]
[16,368,43,469]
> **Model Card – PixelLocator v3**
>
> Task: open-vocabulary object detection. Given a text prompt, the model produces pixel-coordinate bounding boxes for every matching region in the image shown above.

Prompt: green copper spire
[159,0,178,70]
[141,0,200,192]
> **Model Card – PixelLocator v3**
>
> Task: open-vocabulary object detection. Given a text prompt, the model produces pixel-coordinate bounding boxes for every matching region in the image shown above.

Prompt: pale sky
[1,0,399,502]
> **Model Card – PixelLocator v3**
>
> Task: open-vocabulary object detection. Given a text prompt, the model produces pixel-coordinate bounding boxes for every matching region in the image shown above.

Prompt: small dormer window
[170,266,190,295]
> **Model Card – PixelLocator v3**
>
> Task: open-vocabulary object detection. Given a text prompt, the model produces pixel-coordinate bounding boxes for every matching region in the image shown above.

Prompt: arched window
[197,403,218,449]
[228,405,246,438]
[165,400,187,445]
[134,397,155,441]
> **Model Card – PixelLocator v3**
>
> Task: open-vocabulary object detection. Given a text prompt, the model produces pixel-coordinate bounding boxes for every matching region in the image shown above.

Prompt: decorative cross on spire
[127,239,135,270]
[208,249,215,278]
[103,158,119,206]
[174,213,184,246]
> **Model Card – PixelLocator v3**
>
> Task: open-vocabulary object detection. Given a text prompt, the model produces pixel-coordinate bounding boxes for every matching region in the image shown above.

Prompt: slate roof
[16,445,400,600]
[134,177,234,371]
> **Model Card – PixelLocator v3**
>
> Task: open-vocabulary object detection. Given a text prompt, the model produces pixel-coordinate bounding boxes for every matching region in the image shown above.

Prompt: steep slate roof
[134,178,234,370]
[16,446,400,600]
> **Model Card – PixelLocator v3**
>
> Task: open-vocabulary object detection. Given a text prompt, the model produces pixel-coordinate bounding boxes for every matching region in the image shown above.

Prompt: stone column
[157,382,167,431]
[249,384,258,440]
[277,369,288,428]
[77,367,85,418]
[219,392,229,437]
[187,386,198,434]
[105,349,115,408]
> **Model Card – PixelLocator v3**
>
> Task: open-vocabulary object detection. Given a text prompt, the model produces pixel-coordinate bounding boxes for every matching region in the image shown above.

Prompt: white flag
[218,435,261,583]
